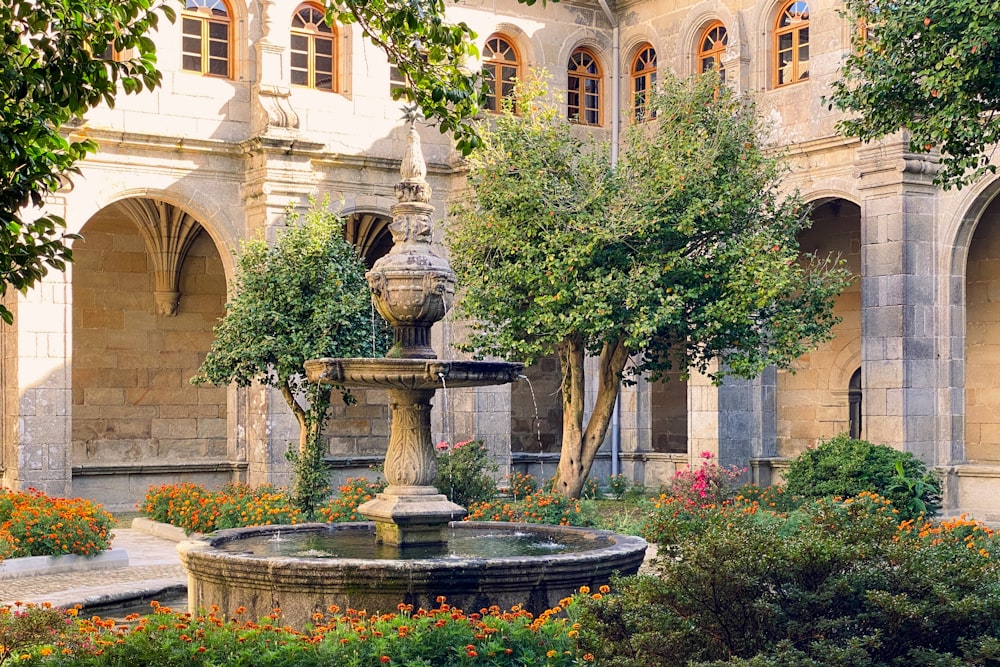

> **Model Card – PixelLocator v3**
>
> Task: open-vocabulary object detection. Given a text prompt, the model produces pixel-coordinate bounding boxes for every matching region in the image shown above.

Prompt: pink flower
[435,441,450,450]
[454,439,474,449]
[700,451,715,460]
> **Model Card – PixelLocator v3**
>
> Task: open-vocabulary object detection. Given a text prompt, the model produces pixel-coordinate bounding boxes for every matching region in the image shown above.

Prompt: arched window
[849,367,862,439]
[567,48,601,126]
[698,22,728,81]
[483,35,519,113]
[182,0,231,78]
[775,0,809,86]
[291,4,336,91]
[631,45,657,122]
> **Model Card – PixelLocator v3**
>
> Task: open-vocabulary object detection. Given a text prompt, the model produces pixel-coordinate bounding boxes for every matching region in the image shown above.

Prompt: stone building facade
[5,0,1000,517]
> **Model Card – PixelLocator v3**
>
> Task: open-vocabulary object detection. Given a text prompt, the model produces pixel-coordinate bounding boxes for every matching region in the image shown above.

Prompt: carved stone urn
[366,125,456,359]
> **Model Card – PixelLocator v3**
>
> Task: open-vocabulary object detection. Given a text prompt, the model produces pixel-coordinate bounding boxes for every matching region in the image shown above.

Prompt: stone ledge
[131,517,200,542]
[0,549,128,580]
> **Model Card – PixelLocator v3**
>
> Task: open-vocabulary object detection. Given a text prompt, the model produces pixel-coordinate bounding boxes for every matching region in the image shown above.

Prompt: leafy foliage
[829,0,1000,188]
[579,493,1000,666]
[193,200,382,516]
[0,604,83,667]
[783,434,941,520]
[448,73,850,497]
[433,439,499,507]
[662,452,745,506]
[0,0,173,324]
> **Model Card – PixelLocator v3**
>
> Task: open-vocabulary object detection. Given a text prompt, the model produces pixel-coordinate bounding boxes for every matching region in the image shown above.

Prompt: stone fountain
[177,124,646,626]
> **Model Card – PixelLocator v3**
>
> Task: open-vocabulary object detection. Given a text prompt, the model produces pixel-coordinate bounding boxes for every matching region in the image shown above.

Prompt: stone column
[856,139,942,464]
[689,363,776,483]
[3,271,73,496]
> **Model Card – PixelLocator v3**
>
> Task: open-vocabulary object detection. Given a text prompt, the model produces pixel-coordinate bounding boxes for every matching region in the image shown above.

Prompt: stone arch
[677,2,740,75]
[775,196,862,456]
[954,177,1000,463]
[70,195,231,509]
[490,23,538,71]
[343,208,393,268]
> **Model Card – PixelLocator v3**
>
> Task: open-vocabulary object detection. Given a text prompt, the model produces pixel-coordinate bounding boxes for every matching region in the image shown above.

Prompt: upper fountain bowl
[304,358,524,390]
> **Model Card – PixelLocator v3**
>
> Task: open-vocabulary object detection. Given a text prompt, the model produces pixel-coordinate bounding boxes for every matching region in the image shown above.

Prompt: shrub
[433,439,498,507]
[316,477,387,522]
[784,434,941,520]
[662,452,745,506]
[578,493,1000,666]
[140,483,303,534]
[0,489,113,559]
[15,597,589,666]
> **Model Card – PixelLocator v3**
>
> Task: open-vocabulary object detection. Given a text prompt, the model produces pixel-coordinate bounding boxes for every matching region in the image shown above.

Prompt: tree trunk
[553,336,630,498]
[280,383,310,454]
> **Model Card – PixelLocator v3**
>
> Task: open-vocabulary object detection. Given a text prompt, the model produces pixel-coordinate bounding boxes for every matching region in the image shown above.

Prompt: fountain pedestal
[360,386,466,546]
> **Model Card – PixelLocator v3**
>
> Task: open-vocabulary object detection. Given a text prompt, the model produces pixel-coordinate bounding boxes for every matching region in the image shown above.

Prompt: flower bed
[9,595,598,666]
[0,489,113,560]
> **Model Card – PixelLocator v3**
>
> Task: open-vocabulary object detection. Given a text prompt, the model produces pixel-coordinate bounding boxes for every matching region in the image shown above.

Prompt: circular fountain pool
[178,522,646,626]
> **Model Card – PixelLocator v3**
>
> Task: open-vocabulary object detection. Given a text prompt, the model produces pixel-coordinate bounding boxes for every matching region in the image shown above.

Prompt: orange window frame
[631,45,657,122]
[567,48,601,126]
[698,21,728,81]
[181,0,232,79]
[774,0,810,86]
[483,35,520,113]
[291,3,337,91]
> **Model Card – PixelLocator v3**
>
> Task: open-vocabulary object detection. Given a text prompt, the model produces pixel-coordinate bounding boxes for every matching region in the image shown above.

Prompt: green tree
[829,0,1000,189]
[0,0,174,324]
[448,74,851,498]
[193,201,382,514]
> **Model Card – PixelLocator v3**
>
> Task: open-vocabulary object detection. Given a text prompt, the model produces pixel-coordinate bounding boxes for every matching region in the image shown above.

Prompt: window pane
[182,17,200,36]
[183,54,202,71]
[209,40,227,58]
[316,73,334,90]
[291,34,308,53]
[209,21,227,40]
[315,38,333,56]
[208,57,227,76]
[183,35,201,53]
[316,55,333,73]
[291,52,308,69]
[291,69,308,86]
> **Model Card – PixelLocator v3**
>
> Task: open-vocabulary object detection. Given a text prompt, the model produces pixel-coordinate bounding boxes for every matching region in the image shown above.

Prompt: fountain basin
[303,358,523,390]
[178,522,647,627]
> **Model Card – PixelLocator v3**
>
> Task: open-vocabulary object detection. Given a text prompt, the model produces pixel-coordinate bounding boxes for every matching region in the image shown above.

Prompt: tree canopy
[0,0,174,324]
[193,201,385,512]
[448,74,851,497]
[829,0,1000,189]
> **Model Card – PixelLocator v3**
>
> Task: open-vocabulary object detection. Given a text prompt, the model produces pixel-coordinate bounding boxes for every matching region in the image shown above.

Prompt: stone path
[0,528,185,610]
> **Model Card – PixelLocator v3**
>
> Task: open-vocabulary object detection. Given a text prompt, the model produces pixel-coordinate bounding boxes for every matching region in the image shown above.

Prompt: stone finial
[395,124,432,204]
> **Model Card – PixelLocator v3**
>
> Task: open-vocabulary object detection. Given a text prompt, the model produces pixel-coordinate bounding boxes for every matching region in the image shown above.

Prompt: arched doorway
[71,198,228,508]
[776,198,862,456]
[965,193,1000,462]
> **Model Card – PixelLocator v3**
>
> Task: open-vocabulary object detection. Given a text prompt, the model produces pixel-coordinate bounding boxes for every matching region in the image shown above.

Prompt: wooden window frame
[483,35,520,113]
[567,48,602,126]
[291,3,337,92]
[774,0,810,87]
[631,44,657,122]
[181,0,232,79]
[698,21,728,81]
